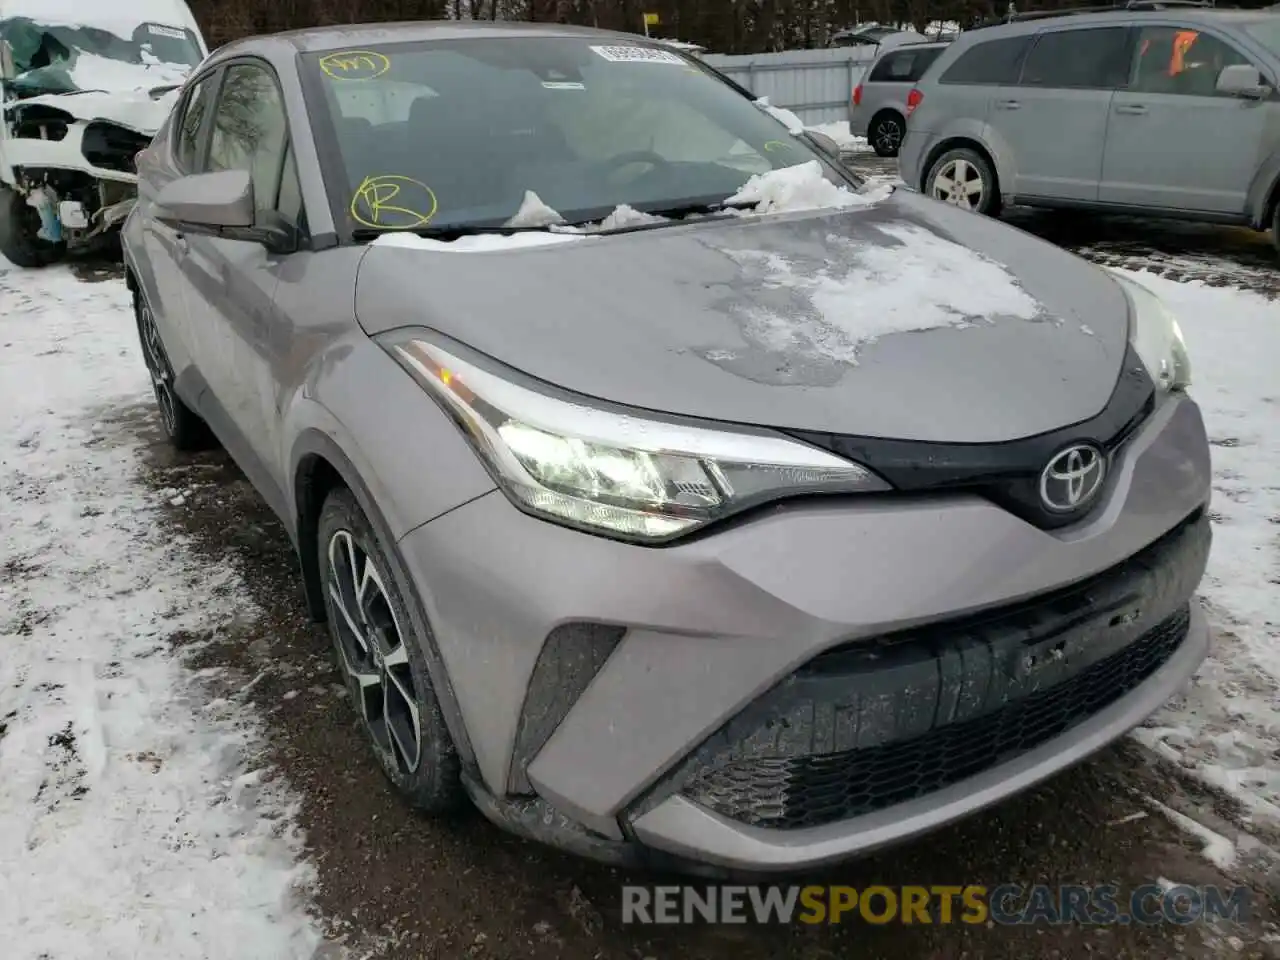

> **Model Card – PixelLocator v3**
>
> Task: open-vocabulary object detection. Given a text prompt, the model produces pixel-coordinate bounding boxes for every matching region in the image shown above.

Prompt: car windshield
[2,16,200,96]
[301,37,846,235]
[1242,18,1280,58]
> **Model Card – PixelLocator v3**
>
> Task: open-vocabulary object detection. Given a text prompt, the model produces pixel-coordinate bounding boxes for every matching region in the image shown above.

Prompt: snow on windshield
[67,51,190,92]
[0,0,196,42]
[3,11,199,97]
[505,191,564,229]
[725,160,889,215]
[753,96,806,135]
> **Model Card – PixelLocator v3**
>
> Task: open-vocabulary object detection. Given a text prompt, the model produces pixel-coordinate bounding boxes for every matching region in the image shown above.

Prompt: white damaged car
[0,0,206,266]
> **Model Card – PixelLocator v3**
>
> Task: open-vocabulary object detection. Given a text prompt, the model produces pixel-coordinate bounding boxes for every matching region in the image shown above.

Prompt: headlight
[379,332,887,542]
[1111,272,1191,392]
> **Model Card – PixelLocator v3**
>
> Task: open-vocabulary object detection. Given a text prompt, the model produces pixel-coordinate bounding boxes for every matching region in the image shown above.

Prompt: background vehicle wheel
[869,112,905,158]
[1271,202,1280,258]
[133,289,213,450]
[318,486,464,814]
[925,147,1001,216]
[0,187,67,268]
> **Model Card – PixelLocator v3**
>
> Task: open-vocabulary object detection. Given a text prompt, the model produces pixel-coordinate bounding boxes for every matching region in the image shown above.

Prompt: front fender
[282,336,496,543]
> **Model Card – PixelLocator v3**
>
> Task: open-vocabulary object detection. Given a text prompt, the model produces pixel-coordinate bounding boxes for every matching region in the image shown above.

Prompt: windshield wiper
[351,224,558,242]
[635,198,759,219]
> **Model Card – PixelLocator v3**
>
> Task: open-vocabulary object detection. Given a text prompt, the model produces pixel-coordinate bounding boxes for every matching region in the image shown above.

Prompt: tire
[1271,201,1280,258]
[0,186,67,268]
[133,287,213,451]
[924,146,1002,216]
[318,486,464,814]
[869,111,905,158]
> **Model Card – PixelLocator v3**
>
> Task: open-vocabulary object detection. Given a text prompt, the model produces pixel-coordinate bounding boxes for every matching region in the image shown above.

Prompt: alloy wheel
[326,529,423,774]
[931,158,985,210]
[874,117,903,154]
[138,301,179,435]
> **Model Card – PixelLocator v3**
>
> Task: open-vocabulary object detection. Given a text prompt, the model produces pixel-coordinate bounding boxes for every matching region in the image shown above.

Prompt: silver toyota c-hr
[122,20,1211,874]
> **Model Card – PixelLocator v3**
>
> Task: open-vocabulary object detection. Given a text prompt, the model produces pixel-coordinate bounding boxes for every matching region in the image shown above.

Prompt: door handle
[1115,103,1148,116]
[996,99,1021,110]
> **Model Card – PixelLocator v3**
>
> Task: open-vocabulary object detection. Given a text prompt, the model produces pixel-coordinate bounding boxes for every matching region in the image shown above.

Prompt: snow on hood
[369,231,591,252]
[725,160,887,215]
[711,221,1044,367]
[9,87,179,135]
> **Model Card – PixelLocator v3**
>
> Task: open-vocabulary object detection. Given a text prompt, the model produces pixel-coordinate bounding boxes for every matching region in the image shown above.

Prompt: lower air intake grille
[682,606,1191,830]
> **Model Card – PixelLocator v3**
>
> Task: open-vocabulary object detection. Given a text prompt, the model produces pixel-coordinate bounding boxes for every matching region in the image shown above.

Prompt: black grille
[682,607,1190,830]
[784,344,1157,531]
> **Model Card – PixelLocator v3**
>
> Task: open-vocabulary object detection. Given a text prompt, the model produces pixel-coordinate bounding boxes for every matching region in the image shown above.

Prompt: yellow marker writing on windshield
[350,174,438,229]
[320,50,391,80]
[763,139,793,152]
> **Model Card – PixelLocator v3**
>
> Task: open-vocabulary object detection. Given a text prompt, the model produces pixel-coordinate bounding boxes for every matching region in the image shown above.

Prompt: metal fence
[701,47,878,126]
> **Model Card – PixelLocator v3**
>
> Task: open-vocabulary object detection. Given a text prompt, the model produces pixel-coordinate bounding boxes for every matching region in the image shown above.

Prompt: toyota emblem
[1039,444,1106,513]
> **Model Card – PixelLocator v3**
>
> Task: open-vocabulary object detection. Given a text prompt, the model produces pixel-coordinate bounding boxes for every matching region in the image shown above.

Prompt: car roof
[961,6,1280,36]
[213,19,652,60]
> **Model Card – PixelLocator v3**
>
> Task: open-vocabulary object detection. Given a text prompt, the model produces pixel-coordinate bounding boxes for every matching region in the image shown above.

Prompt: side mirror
[155,168,298,253]
[156,169,255,229]
[1216,63,1270,99]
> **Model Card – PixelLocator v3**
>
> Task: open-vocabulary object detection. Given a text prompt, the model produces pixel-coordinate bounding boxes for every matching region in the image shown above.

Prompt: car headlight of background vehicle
[380,331,888,542]
[1111,271,1191,392]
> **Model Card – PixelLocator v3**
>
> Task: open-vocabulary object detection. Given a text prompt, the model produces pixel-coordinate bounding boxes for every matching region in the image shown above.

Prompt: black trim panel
[784,343,1156,529]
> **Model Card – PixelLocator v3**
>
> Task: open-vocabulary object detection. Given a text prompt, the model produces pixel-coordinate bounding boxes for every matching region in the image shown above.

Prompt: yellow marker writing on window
[763,140,793,152]
[350,174,438,229]
[319,50,391,80]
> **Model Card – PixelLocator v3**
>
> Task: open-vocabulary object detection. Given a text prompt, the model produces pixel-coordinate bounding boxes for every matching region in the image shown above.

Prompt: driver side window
[1130,26,1252,97]
[206,61,292,219]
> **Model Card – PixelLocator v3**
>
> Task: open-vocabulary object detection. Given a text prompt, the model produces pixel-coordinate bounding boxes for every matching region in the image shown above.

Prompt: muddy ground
[101,194,1280,958]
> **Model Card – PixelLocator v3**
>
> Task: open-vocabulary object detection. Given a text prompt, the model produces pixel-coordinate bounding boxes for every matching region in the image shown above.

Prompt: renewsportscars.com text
[621,884,1250,926]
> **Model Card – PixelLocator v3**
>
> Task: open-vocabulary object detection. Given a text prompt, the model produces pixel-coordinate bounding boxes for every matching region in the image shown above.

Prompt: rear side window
[868,46,945,83]
[939,36,1032,85]
[1019,27,1133,89]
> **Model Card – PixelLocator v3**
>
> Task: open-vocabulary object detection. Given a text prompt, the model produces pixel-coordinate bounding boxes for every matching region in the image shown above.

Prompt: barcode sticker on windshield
[146,24,187,39]
[589,45,684,64]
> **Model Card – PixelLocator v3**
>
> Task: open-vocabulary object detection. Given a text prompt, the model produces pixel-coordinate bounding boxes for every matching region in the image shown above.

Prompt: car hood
[354,190,1132,443]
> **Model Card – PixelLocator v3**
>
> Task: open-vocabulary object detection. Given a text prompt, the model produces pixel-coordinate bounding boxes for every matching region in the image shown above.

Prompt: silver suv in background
[850,40,948,156]
[898,6,1280,250]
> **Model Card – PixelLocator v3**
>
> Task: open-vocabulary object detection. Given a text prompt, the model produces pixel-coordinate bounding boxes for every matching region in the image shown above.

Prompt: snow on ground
[0,259,321,958]
[1121,271,1280,829]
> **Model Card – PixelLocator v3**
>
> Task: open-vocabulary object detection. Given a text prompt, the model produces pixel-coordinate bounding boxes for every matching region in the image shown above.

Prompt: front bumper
[395,393,1211,870]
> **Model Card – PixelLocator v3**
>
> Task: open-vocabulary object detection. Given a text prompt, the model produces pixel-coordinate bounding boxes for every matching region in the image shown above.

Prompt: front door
[989,25,1132,202]
[1100,24,1274,214]
[178,59,298,520]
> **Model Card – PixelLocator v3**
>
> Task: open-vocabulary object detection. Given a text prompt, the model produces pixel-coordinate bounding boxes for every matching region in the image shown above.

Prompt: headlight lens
[380,333,888,541]
[1111,271,1191,392]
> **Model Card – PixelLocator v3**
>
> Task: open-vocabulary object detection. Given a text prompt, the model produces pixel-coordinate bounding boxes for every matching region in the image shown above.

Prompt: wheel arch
[869,106,906,130]
[290,428,482,779]
[920,137,1000,192]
